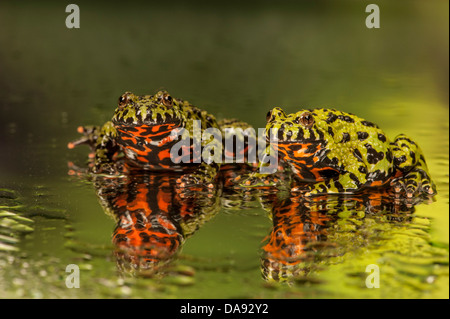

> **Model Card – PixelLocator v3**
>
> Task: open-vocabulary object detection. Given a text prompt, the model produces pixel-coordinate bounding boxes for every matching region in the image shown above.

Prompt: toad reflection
[260,190,433,282]
[92,173,220,276]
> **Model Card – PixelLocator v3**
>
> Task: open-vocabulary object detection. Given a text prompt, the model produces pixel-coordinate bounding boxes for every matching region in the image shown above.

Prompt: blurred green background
[0,0,448,298]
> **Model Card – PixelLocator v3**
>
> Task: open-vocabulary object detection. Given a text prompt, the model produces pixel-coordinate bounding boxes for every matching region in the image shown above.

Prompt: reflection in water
[91,173,221,276]
[73,161,437,283]
[69,162,438,283]
[260,190,435,283]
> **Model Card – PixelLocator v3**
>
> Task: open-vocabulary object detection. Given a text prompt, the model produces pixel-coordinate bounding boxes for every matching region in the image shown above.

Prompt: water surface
[0,0,448,299]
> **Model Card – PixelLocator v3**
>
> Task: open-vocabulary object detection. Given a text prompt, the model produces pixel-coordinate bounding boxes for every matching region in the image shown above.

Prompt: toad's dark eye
[118,92,131,109]
[299,112,314,128]
[266,110,273,122]
[162,93,173,107]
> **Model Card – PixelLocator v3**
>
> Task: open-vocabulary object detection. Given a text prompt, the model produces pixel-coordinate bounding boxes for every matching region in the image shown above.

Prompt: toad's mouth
[113,111,184,127]
[264,130,300,144]
[264,126,297,143]
[264,126,320,144]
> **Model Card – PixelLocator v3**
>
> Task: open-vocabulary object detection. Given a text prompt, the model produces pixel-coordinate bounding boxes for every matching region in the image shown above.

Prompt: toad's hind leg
[390,134,436,197]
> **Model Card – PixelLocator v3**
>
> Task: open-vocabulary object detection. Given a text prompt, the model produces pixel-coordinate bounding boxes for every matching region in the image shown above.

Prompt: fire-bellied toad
[244,107,436,197]
[68,90,255,187]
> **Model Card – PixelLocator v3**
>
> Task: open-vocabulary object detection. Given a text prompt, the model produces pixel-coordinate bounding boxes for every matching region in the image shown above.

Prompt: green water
[0,0,448,299]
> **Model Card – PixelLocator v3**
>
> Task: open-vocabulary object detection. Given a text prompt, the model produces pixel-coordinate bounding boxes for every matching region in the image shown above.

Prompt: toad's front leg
[92,121,123,175]
[176,162,220,189]
[390,134,436,197]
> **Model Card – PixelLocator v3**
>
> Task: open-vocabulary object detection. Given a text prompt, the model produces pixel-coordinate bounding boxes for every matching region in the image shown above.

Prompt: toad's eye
[162,93,173,107]
[118,92,131,109]
[266,110,273,122]
[299,112,314,128]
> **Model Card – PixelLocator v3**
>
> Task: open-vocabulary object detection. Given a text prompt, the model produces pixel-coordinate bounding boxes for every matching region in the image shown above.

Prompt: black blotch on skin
[357,131,369,141]
[317,129,325,141]
[318,169,340,179]
[396,136,416,145]
[334,181,344,192]
[319,184,328,193]
[326,113,338,124]
[367,170,382,182]
[338,115,355,123]
[410,151,416,163]
[361,120,377,128]
[394,155,407,167]
[287,144,304,152]
[126,127,139,133]
[298,168,317,181]
[328,126,334,137]
[341,132,351,143]
[142,125,156,135]
[296,128,304,140]
[377,133,387,143]
[123,137,145,150]
[386,150,393,163]
[308,129,316,141]
[330,157,339,167]
[365,143,385,164]
[306,143,320,154]
[406,180,418,187]
[353,149,364,163]
[122,109,129,118]
[277,129,285,141]
[358,166,367,174]
[349,173,362,187]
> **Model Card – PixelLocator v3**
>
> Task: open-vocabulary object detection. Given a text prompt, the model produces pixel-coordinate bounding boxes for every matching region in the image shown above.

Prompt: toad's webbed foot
[390,168,436,198]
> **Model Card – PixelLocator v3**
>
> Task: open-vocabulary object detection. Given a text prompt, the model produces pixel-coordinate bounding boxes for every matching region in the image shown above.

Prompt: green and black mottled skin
[244,107,436,197]
[69,90,255,188]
